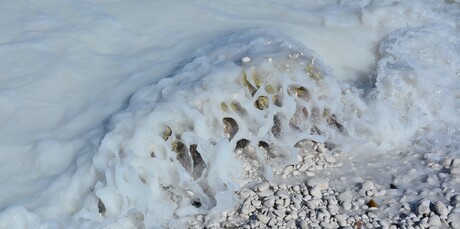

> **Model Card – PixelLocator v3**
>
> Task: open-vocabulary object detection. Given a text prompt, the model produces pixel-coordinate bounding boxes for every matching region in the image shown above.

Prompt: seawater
[0,0,459,228]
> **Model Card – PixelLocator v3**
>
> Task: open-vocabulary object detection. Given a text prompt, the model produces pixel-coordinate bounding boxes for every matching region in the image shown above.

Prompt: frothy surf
[90,27,459,227]
[0,1,459,229]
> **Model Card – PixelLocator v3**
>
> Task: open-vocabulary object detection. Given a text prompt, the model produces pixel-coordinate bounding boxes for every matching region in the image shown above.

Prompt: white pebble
[276,190,290,199]
[448,212,460,228]
[298,219,308,229]
[306,199,322,209]
[452,158,460,167]
[242,56,251,63]
[361,181,374,191]
[310,186,322,198]
[417,200,432,216]
[316,144,327,153]
[251,200,262,209]
[307,177,329,190]
[342,201,352,211]
[255,182,270,192]
[451,167,460,176]
[434,201,449,216]
[325,155,336,163]
[268,218,277,227]
[338,191,353,202]
[257,214,270,224]
[283,165,295,175]
[286,220,296,228]
[263,196,275,207]
[428,215,441,226]
[257,189,274,197]
[298,163,309,172]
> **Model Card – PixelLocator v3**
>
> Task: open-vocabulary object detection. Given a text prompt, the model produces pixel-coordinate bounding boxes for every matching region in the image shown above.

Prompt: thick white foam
[0,0,459,228]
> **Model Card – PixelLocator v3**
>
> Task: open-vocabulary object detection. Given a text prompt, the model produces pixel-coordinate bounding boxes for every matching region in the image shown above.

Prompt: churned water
[0,0,459,228]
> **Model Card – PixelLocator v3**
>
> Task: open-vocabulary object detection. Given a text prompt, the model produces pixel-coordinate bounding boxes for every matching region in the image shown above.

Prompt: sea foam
[79,25,459,227]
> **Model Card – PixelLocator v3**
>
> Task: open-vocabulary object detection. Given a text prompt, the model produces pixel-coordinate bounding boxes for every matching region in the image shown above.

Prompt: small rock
[357,198,365,206]
[257,189,274,197]
[286,220,296,228]
[283,165,295,175]
[367,199,378,208]
[310,186,322,198]
[325,155,336,163]
[298,163,309,172]
[434,201,449,216]
[251,199,262,209]
[336,214,347,226]
[342,201,352,211]
[307,177,329,190]
[451,167,460,176]
[240,188,256,199]
[443,158,453,167]
[298,219,308,229]
[268,218,277,227]
[338,191,353,202]
[361,181,374,191]
[418,200,432,216]
[263,196,275,208]
[273,210,285,217]
[316,144,327,153]
[255,182,270,192]
[242,56,251,63]
[428,215,441,226]
[276,190,290,199]
[306,199,321,209]
[448,212,460,228]
[257,214,270,224]
[452,158,460,167]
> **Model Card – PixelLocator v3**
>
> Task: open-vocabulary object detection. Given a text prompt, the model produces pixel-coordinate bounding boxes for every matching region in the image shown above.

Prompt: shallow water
[0,0,459,228]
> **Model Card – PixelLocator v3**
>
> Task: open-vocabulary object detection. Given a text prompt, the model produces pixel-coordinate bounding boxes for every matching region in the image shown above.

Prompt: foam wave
[77,26,459,227]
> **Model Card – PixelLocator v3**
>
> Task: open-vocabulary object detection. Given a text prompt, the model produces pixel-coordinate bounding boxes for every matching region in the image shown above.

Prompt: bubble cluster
[89,30,350,227]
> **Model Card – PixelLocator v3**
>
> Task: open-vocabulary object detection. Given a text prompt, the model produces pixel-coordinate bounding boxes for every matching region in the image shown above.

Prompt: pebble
[338,191,353,202]
[452,158,460,167]
[251,200,262,208]
[428,215,441,226]
[255,182,270,192]
[307,177,329,190]
[449,212,460,228]
[310,186,322,198]
[268,218,277,227]
[306,199,321,209]
[298,219,308,229]
[451,167,460,176]
[336,214,347,226]
[257,189,274,197]
[242,56,251,63]
[316,144,327,153]
[362,181,374,191]
[325,155,336,163]
[263,196,275,207]
[286,220,296,228]
[298,163,309,172]
[434,201,449,216]
[257,214,270,224]
[283,165,295,175]
[342,201,352,211]
[418,200,432,216]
